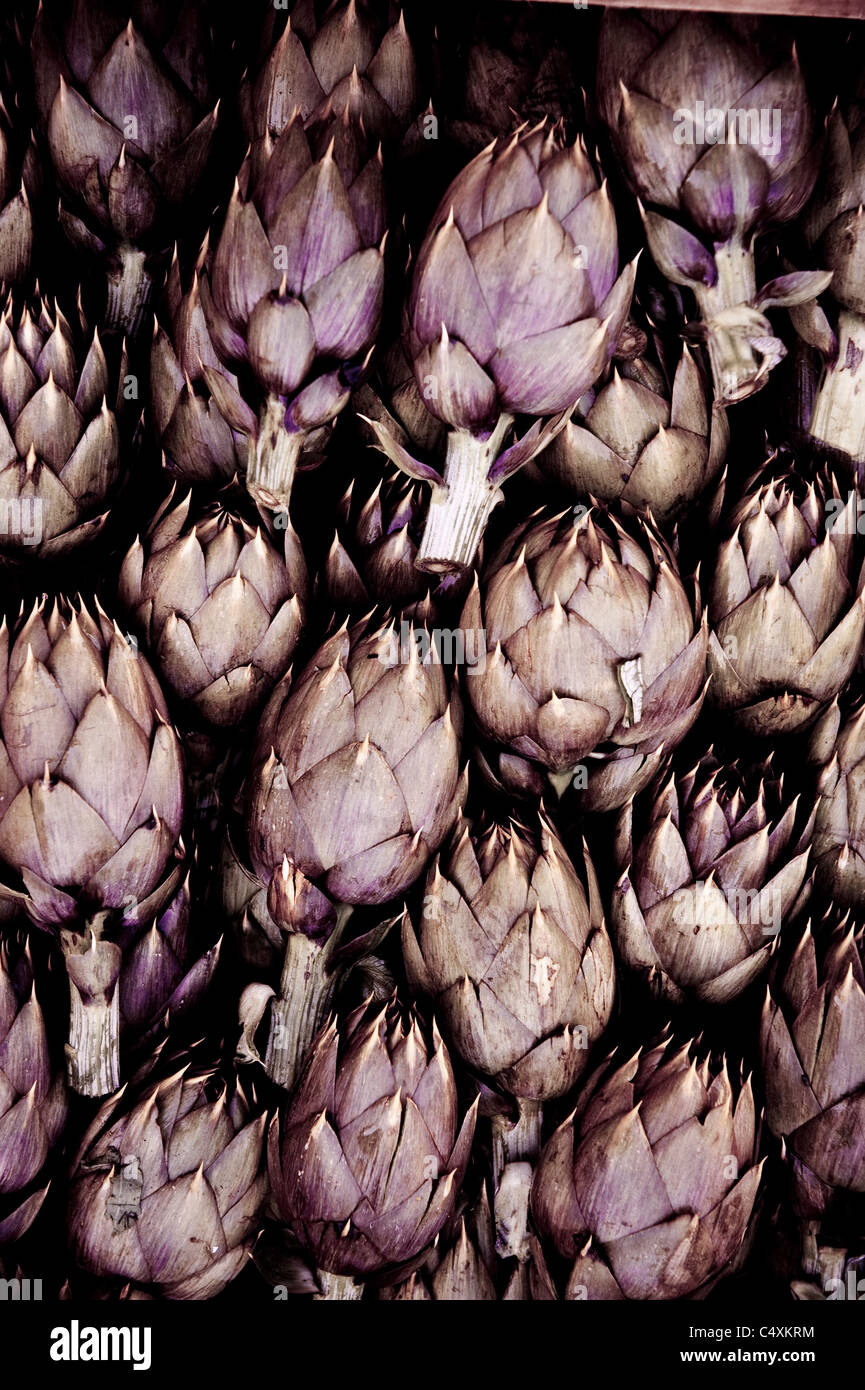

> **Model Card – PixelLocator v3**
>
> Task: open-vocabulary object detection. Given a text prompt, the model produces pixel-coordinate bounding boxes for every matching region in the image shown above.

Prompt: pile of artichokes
[0,0,863,1314]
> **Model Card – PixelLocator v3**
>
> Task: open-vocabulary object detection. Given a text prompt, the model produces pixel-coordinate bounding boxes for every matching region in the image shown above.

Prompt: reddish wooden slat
[530,0,865,17]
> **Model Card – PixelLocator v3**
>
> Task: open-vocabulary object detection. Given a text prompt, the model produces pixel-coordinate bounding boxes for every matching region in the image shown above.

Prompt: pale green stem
[105,244,152,338]
[247,394,305,511]
[693,240,779,405]
[417,416,512,573]
[809,309,865,465]
[314,1271,364,1300]
[491,1098,543,1263]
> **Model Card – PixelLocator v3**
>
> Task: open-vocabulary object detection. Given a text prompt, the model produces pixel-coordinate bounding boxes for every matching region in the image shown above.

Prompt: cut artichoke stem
[491,1098,543,1263]
[693,240,774,405]
[61,926,122,1098]
[809,310,865,464]
[264,933,338,1092]
[104,243,152,338]
[264,907,352,1091]
[416,416,512,574]
[314,1270,364,1300]
[247,395,305,512]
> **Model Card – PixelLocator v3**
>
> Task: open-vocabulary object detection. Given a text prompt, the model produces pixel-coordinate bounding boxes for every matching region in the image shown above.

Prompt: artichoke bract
[68,1066,267,1299]
[0,937,67,1247]
[539,343,729,526]
[322,471,469,622]
[208,112,386,511]
[761,918,865,1279]
[366,121,636,574]
[119,488,307,732]
[0,598,185,1095]
[268,1001,477,1297]
[0,291,127,559]
[243,0,420,145]
[706,464,865,736]
[0,81,38,286]
[531,1036,763,1299]
[809,698,865,909]
[461,503,707,814]
[800,110,865,470]
[597,10,826,405]
[32,0,221,334]
[247,616,465,906]
[118,872,221,1052]
[612,749,814,1006]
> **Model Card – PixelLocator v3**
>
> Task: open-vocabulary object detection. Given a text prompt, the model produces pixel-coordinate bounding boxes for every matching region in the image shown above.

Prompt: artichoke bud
[532,1034,762,1299]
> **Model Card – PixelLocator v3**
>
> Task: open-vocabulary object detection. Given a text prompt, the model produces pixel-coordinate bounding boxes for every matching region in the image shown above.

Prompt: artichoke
[539,343,729,527]
[366,121,636,574]
[612,748,814,1005]
[761,917,865,1278]
[404,813,615,1099]
[207,111,386,511]
[800,109,865,470]
[404,811,615,1260]
[0,290,127,559]
[247,616,465,907]
[531,1035,763,1299]
[0,936,67,1246]
[0,598,185,1095]
[809,697,865,910]
[268,1001,477,1297]
[597,9,827,404]
[243,0,420,145]
[32,0,222,333]
[67,1066,267,1299]
[707,463,865,736]
[118,487,307,732]
[460,503,707,814]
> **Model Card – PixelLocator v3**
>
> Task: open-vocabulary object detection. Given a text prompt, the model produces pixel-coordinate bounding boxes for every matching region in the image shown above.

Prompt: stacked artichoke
[0,0,864,1322]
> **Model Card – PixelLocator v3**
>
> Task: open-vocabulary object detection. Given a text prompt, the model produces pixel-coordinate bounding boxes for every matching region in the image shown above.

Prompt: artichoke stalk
[597,9,828,405]
[0,599,185,1095]
[798,110,865,469]
[460,501,707,814]
[532,1034,763,1299]
[403,813,615,1260]
[366,121,636,574]
[322,470,470,622]
[268,1000,477,1297]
